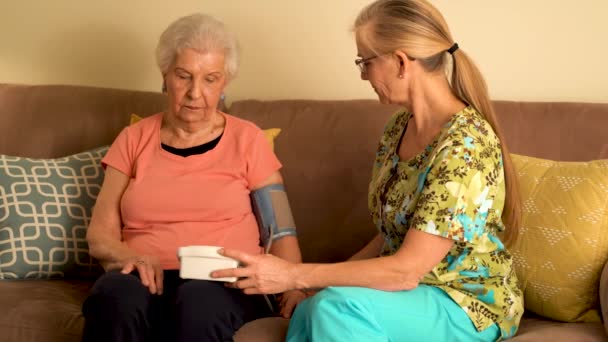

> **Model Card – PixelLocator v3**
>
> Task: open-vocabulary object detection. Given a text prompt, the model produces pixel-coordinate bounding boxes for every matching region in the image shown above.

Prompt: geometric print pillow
[0,146,108,279]
[510,154,608,323]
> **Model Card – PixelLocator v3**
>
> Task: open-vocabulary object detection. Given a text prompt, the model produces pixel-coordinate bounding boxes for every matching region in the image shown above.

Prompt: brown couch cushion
[234,317,289,342]
[0,84,167,158]
[228,99,608,263]
[228,99,401,263]
[233,315,607,342]
[510,316,606,341]
[494,100,608,161]
[0,86,605,341]
[600,261,608,337]
[0,280,91,342]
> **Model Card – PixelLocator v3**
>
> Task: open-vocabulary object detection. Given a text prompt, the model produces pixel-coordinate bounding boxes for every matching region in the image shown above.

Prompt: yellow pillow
[129,114,281,150]
[129,113,143,125]
[262,128,281,150]
[510,154,608,323]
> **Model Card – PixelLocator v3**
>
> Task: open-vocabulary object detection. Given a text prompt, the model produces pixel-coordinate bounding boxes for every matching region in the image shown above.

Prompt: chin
[377,96,392,105]
[373,89,391,105]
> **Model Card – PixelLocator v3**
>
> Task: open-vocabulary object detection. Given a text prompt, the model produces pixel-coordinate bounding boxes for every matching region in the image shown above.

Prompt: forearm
[348,233,384,261]
[292,230,454,292]
[86,166,134,271]
[293,255,422,292]
[269,236,302,263]
[88,236,137,271]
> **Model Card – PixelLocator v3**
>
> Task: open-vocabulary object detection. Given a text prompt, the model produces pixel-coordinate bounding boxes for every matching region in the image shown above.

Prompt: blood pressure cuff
[250,184,297,250]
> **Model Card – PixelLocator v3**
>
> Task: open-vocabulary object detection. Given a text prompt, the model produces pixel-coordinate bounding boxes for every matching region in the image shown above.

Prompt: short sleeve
[245,129,282,188]
[101,127,134,177]
[410,138,503,243]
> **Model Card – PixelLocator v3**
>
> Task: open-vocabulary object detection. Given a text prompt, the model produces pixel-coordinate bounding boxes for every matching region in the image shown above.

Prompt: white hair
[156,13,239,80]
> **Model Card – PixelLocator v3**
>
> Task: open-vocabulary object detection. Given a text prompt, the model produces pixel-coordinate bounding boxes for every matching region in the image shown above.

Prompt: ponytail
[451,50,521,246]
[355,0,521,246]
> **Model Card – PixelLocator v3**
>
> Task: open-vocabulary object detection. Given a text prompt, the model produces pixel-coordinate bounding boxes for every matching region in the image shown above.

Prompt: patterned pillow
[0,146,108,279]
[510,154,608,322]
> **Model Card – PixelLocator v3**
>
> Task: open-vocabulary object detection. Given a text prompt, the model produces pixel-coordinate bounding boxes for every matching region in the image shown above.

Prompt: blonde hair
[156,13,239,80]
[355,0,521,246]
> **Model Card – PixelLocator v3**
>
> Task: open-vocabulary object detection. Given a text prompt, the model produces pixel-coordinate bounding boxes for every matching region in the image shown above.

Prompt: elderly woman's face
[164,48,227,120]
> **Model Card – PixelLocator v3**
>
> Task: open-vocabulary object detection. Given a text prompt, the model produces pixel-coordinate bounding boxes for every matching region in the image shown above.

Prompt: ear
[161,74,167,93]
[394,50,413,77]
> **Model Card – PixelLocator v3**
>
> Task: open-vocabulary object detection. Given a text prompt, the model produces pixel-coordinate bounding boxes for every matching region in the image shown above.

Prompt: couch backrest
[494,100,608,161]
[229,100,397,261]
[230,99,608,262]
[0,84,167,158]
[1,84,606,262]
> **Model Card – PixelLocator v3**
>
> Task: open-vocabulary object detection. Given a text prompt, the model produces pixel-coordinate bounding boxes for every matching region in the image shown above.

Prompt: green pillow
[0,146,108,279]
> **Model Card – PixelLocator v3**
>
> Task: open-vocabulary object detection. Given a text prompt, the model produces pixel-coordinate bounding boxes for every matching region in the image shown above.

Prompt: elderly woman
[213,0,524,341]
[82,14,305,342]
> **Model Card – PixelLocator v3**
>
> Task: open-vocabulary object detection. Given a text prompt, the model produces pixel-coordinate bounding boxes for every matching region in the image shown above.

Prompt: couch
[0,83,607,341]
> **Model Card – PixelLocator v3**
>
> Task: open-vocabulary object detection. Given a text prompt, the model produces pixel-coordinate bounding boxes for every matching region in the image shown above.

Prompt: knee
[174,281,246,338]
[85,271,150,313]
[175,281,238,315]
[311,287,368,304]
[91,271,146,297]
[175,280,221,303]
[307,287,367,317]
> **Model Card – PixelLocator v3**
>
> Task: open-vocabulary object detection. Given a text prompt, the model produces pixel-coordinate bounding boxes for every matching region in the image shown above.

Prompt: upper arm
[397,122,504,276]
[411,133,504,243]
[87,166,130,243]
[251,171,283,190]
[246,128,282,189]
[253,171,301,262]
[393,229,454,278]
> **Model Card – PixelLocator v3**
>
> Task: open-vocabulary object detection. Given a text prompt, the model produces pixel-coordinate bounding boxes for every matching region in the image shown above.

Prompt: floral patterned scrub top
[368,107,523,340]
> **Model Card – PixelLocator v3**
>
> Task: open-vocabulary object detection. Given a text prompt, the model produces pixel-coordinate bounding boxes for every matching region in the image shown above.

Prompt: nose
[360,71,369,81]
[187,80,203,100]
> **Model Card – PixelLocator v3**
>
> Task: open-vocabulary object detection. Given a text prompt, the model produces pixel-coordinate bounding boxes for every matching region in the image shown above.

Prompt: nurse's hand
[278,289,308,318]
[212,248,298,295]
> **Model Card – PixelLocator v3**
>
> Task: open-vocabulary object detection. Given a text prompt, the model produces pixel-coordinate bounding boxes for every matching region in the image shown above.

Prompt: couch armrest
[599,259,608,336]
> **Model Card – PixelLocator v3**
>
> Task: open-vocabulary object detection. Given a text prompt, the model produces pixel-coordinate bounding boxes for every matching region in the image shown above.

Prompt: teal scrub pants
[286,285,500,342]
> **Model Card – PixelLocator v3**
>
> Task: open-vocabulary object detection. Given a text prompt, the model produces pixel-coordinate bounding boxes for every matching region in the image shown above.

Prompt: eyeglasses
[355,53,416,74]
[354,55,381,74]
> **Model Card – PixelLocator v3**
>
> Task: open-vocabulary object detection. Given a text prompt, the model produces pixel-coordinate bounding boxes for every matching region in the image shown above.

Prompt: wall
[1,1,606,103]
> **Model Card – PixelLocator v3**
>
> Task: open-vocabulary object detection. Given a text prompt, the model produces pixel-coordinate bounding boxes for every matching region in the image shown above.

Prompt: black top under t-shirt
[161,134,223,157]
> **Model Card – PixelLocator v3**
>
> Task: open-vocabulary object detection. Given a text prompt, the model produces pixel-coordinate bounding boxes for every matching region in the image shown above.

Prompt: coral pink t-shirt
[102,112,282,269]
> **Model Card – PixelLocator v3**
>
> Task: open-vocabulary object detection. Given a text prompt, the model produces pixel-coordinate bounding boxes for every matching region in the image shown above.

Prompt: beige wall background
[1,1,607,103]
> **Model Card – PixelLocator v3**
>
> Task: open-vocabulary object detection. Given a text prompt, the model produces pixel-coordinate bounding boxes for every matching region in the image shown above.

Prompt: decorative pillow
[510,154,608,322]
[130,114,281,150]
[0,146,108,279]
[262,128,281,151]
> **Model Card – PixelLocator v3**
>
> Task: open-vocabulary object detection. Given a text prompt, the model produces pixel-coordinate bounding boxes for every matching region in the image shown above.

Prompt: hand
[278,290,308,318]
[212,248,297,295]
[120,255,164,295]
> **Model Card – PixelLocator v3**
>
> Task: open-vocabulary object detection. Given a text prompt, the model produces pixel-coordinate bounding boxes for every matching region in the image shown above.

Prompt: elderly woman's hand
[278,289,308,318]
[120,255,164,295]
[212,249,298,295]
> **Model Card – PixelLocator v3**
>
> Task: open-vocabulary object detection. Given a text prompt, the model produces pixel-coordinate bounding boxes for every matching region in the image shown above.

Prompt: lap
[88,270,272,319]
[290,285,499,342]
[173,278,263,316]
[89,269,151,301]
